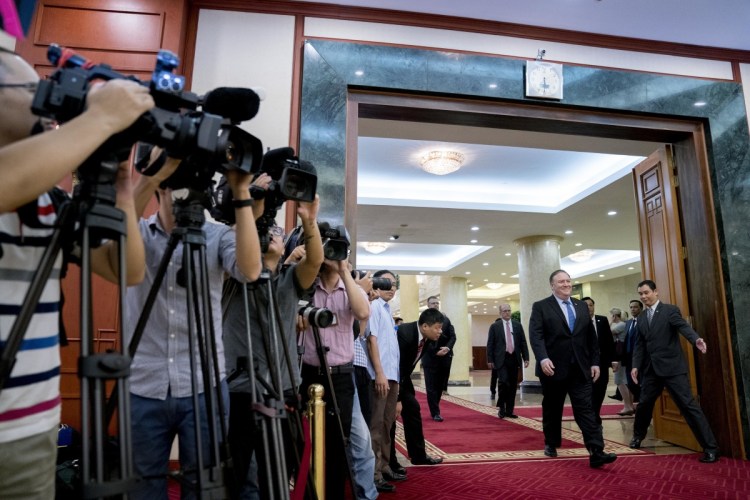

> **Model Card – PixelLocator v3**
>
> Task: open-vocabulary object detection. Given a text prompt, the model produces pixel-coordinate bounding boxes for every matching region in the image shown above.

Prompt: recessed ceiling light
[465,271,471,275]
[420,271,425,274]
[599,274,605,277]
[470,239,478,243]
[489,83,497,89]
[471,226,479,231]
[565,230,573,234]
[354,70,364,76]
[504,253,511,256]
[608,210,617,216]
[627,267,634,270]
[483,279,489,282]
[731,251,739,256]
[501,272,507,276]
[482,262,489,266]
[694,101,707,107]
[575,243,583,247]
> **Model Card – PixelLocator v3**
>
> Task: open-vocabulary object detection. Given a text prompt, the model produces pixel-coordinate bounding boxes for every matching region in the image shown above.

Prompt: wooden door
[632,146,700,451]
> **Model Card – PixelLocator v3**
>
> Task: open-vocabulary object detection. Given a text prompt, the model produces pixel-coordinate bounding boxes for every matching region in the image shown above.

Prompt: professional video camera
[298,304,338,329]
[318,222,350,261]
[31,44,263,189]
[211,147,317,238]
[351,270,394,290]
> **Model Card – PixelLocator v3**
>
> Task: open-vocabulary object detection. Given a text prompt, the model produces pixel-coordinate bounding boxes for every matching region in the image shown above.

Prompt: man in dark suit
[623,299,643,403]
[487,303,529,419]
[421,296,456,421]
[582,297,617,425]
[393,308,444,466]
[629,280,720,463]
[528,269,617,468]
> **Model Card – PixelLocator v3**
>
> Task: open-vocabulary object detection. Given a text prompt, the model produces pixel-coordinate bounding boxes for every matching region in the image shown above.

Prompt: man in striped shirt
[1,47,154,498]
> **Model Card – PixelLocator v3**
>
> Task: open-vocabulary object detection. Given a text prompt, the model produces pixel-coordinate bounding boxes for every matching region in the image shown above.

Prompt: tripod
[224,271,317,500]
[122,187,231,498]
[0,157,137,499]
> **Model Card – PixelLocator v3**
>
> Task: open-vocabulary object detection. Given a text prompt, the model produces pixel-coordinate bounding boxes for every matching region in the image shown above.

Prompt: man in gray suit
[629,280,720,463]
[487,303,529,419]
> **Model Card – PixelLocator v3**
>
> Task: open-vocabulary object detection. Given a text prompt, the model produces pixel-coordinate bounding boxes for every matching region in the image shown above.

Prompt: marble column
[514,235,563,390]
[398,274,420,323]
[440,276,470,385]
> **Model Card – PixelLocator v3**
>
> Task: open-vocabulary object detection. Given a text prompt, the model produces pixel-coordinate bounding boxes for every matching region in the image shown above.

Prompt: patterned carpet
[394,389,646,464]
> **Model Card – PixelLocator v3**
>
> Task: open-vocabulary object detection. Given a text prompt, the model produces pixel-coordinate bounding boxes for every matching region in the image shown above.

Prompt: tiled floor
[415,369,693,456]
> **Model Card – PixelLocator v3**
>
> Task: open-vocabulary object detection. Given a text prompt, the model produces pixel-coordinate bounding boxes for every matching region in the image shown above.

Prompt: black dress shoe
[629,437,642,449]
[544,445,557,457]
[497,409,505,419]
[411,455,443,465]
[383,471,407,481]
[589,449,617,468]
[608,394,623,401]
[375,479,396,493]
[490,392,496,399]
[432,414,444,422]
[699,450,720,463]
[390,464,407,475]
[506,414,519,419]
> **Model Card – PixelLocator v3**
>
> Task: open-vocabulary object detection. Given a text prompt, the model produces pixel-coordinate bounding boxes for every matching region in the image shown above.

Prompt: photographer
[0,48,153,498]
[125,148,264,499]
[222,194,323,499]
[299,254,370,500]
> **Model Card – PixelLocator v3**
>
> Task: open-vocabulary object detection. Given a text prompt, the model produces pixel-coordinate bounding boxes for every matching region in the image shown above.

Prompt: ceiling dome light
[485,282,504,289]
[363,242,389,254]
[568,249,595,262]
[420,150,465,175]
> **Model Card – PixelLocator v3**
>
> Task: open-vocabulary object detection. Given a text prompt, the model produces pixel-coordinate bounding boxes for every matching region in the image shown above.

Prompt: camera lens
[299,306,337,328]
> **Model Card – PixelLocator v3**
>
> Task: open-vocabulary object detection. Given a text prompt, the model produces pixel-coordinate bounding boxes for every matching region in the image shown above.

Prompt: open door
[632,146,701,451]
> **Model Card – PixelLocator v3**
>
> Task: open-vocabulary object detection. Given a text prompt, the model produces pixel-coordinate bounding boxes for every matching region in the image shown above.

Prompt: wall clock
[525,60,563,100]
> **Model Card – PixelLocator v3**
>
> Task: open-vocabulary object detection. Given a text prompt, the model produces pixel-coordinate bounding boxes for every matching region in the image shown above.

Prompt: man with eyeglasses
[487,304,529,419]
[1,46,154,497]
[221,195,323,498]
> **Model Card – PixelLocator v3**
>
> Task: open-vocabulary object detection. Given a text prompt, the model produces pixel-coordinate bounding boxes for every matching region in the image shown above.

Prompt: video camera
[211,147,317,241]
[31,44,263,189]
[351,270,394,290]
[318,222,350,261]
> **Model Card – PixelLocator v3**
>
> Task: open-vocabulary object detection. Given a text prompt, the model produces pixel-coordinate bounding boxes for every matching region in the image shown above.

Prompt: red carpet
[395,391,641,463]
[514,402,630,421]
[389,453,750,499]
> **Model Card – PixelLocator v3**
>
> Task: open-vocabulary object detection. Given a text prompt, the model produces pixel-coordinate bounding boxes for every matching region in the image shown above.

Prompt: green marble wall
[299,39,750,453]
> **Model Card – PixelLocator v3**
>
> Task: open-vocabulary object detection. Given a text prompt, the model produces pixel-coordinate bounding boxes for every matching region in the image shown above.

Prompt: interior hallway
[409,369,693,458]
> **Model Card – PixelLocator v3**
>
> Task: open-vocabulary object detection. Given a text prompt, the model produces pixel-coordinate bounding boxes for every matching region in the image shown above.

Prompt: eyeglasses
[0,82,38,92]
[268,226,285,237]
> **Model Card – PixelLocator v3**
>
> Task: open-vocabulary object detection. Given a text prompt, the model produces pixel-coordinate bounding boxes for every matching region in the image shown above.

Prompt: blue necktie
[563,301,576,332]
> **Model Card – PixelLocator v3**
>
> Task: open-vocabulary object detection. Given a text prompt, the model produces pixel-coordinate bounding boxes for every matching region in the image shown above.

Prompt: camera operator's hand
[132,146,181,217]
[226,168,263,282]
[86,79,155,135]
[250,173,272,220]
[294,194,323,290]
[353,270,373,294]
[284,245,306,265]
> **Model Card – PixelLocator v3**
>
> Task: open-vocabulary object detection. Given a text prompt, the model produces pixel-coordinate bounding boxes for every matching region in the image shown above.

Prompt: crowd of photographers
[0,47,444,499]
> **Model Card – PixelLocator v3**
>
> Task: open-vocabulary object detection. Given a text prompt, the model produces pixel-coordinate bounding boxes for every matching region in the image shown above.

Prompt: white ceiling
[299,0,743,312]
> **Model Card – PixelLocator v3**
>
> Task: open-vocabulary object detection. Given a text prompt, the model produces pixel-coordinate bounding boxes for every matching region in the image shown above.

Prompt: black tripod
[122,187,231,498]
[225,272,315,500]
[0,157,137,499]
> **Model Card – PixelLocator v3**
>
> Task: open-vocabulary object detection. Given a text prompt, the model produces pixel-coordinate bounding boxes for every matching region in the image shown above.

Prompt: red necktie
[505,321,513,354]
[415,338,425,365]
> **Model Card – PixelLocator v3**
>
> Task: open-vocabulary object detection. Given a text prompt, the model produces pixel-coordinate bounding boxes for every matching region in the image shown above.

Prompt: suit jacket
[622,317,640,367]
[529,295,600,380]
[486,318,529,369]
[421,313,456,368]
[632,302,699,377]
[593,314,616,367]
[396,321,427,399]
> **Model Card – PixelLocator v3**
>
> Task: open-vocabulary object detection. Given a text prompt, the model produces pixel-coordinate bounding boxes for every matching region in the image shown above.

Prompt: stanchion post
[307,384,326,498]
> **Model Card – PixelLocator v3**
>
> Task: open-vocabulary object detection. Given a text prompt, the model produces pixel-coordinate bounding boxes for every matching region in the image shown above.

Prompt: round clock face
[529,65,561,96]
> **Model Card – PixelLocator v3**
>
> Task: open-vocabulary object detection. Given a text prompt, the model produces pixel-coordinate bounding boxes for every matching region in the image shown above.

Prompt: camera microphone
[202,87,260,123]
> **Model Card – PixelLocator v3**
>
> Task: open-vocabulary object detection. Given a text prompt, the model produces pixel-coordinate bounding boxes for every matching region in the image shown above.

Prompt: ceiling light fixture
[486,282,503,289]
[568,249,595,262]
[420,150,465,175]
[363,242,389,254]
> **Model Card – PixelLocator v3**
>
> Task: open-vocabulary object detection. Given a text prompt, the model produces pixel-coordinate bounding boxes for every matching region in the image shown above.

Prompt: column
[440,276,470,385]
[397,274,420,322]
[513,235,563,390]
